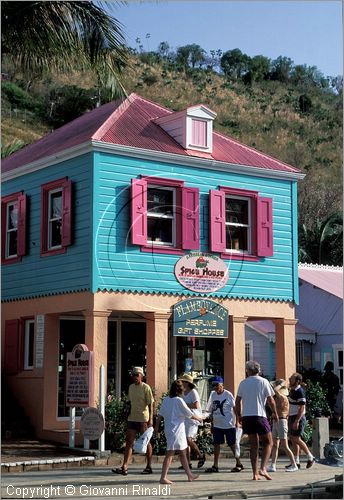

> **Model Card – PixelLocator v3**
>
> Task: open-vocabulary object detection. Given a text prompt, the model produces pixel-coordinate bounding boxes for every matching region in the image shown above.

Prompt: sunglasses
[132,373,140,377]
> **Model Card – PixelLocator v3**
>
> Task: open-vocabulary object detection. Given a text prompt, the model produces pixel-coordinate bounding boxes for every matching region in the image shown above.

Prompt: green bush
[2,81,35,110]
[104,392,129,452]
[305,380,332,419]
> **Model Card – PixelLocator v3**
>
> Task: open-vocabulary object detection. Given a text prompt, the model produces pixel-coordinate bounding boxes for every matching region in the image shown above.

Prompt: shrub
[305,380,331,419]
[2,81,35,110]
[104,392,129,452]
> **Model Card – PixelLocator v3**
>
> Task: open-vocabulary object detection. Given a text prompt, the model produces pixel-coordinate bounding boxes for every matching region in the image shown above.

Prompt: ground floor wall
[2,291,296,444]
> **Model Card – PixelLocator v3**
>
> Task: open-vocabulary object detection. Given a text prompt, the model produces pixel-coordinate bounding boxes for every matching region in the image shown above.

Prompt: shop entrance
[176,336,224,408]
[107,319,146,397]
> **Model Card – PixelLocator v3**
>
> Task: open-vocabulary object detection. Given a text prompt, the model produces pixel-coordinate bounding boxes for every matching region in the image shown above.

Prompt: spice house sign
[174,252,229,293]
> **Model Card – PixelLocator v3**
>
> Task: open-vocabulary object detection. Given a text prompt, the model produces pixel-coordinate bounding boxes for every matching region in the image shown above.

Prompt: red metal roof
[2,93,301,174]
[298,264,343,299]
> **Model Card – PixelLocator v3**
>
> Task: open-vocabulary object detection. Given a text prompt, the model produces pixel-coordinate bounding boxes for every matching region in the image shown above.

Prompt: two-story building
[2,93,304,442]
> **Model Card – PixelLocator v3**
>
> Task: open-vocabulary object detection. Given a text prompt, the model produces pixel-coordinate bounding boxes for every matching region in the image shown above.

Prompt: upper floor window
[191,119,207,148]
[147,186,176,246]
[41,177,72,256]
[1,192,27,264]
[210,187,273,260]
[131,176,199,254]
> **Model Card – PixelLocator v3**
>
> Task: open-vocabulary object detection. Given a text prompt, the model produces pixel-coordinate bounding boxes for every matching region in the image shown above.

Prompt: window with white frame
[226,196,251,253]
[147,186,175,246]
[24,319,35,370]
[6,201,19,258]
[296,341,304,372]
[245,340,253,362]
[48,188,63,249]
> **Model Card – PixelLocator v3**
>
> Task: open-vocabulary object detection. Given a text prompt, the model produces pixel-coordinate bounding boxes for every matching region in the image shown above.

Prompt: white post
[84,437,90,450]
[69,407,75,448]
[100,364,105,451]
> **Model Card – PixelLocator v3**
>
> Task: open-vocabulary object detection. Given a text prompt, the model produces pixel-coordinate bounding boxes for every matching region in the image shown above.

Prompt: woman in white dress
[154,379,203,484]
[179,373,206,469]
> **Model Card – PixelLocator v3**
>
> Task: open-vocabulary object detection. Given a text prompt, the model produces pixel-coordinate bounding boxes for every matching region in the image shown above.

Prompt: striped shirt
[288,385,306,416]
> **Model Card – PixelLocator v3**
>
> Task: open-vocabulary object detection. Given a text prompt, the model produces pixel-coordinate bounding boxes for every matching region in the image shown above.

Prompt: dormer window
[155,104,216,154]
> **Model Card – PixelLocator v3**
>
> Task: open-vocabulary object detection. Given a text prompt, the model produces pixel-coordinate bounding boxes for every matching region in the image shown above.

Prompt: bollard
[312,417,330,459]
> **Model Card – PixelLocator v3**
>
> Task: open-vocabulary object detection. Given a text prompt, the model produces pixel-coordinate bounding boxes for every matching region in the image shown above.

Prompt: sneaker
[267,465,276,472]
[306,458,315,469]
[285,464,299,472]
[285,463,300,469]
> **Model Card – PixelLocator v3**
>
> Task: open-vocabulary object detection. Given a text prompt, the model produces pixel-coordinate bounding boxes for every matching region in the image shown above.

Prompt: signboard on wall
[172,298,228,338]
[66,344,93,407]
[174,252,229,293]
[35,315,45,368]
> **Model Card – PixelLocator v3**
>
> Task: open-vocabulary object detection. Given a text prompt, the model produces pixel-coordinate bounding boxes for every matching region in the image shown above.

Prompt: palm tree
[1,1,128,98]
[299,213,343,265]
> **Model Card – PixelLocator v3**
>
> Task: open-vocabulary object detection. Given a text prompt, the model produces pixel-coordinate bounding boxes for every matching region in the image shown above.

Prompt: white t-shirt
[183,389,201,435]
[237,375,274,417]
[206,389,236,429]
[159,396,193,450]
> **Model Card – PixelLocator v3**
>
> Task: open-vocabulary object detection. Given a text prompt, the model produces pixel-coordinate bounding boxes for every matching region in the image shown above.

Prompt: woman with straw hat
[178,373,206,469]
[267,379,298,473]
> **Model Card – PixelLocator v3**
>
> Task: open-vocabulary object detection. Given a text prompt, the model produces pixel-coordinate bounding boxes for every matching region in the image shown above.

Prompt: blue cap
[211,376,224,384]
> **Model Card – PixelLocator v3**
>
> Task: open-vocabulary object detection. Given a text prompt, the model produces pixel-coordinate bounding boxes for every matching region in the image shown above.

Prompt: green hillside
[2,52,342,263]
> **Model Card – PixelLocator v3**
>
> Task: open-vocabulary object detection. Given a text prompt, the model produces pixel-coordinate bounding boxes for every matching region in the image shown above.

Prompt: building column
[273,318,297,380]
[224,316,247,396]
[82,310,111,407]
[43,314,60,430]
[145,312,170,401]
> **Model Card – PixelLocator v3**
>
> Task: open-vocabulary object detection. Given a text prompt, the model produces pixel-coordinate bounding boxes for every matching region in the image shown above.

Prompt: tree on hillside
[1,1,127,98]
[176,44,206,71]
[244,55,270,84]
[220,48,250,80]
[270,56,293,82]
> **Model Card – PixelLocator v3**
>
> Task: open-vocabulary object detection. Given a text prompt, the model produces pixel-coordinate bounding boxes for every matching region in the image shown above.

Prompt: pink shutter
[192,119,207,147]
[61,179,72,247]
[209,190,226,252]
[1,200,6,260]
[4,319,21,374]
[182,187,200,250]
[257,197,273,257]
[17,194,27,256]
[131,178,147,245]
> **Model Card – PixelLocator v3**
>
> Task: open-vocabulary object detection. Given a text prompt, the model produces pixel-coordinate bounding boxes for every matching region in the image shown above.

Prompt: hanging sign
[174,252,229,293]
[172,298,228,338]
[66,344,93,407]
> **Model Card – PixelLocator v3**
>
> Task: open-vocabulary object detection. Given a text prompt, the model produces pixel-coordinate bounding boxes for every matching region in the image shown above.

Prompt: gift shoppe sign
[174,252,229,293]
[66,344,93,407]
[172,298,228,338]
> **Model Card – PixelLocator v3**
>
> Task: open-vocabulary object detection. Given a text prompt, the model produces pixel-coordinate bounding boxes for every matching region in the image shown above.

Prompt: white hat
[132,366,144,376]
[271,379,289,397]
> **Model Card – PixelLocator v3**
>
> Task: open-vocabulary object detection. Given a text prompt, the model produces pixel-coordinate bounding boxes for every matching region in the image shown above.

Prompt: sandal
[112,467,128,475]
[205,465,219,473]
[231,464,244,472]
[197,454,206,469]
[141,466,153,474]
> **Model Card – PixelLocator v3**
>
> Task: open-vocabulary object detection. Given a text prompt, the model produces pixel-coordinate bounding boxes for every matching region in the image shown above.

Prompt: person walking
[112,366,154,476]
[235,361,278,481]
[288,372,315,469]
[267,379,298,472]
[179,373,206,469]
[154,379,202,484]
[204,376,244,474]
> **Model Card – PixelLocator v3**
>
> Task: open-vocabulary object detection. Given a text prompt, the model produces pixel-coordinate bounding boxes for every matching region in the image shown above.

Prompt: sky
[112,0,343,77]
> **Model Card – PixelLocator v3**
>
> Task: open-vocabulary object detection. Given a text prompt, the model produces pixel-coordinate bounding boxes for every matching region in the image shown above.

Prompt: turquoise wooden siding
[93,152,297,301]
[2,154,93,301]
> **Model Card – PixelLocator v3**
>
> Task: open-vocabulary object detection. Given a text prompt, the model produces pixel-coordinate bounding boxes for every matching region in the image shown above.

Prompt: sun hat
[211,376,224,385]
[132,366,144,376]
[271,379,289,397]
[178,373,196,388]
